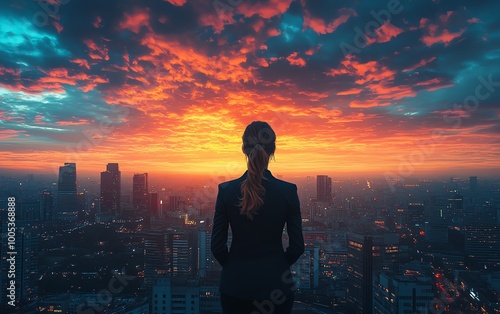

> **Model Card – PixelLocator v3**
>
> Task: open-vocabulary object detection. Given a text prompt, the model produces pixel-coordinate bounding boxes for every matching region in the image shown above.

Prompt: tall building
[469,176,478,196]
[40,190,54,222]
[464,223,500,268]
[20,200,40,221]
[144,230,197,289]
[100,163,121,215]
[167,195,182,211]
[346,232,399,314]
[198,230,222,277]
[168,231,195,278]
[373,272,434,314]
[407,202,425,232]
[149,192,159,216]
[447,192,464,226]
[133,173,149,213]
[55,162,78,222]
[317,175,332,202]
[144,231,170,289]
[293,245,320,290]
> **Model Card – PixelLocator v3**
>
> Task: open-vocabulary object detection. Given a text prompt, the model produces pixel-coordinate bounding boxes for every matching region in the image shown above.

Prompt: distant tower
[447,192,464,227]
[469,176,478,195]
[100,163,121,215]
[133,173,148,213]
[469,176,478,204]
[56,163,78,222]
[316,175,332,202]
[40,190,54,222]
[168,195,182,211]
[149,192,158,216]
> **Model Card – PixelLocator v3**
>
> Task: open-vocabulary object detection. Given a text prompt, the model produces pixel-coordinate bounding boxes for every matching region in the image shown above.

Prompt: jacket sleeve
[211,184,229,266]
[284,184,305,266]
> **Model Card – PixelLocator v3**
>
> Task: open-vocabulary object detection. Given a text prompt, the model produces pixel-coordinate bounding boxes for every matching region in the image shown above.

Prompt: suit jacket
[211,169,305,300]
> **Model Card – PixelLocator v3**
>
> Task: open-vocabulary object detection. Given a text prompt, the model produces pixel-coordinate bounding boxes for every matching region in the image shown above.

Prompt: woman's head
[239,121,276,220]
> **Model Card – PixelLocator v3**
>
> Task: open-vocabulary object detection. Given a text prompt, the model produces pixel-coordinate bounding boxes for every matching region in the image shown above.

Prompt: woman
[211,121,305,314]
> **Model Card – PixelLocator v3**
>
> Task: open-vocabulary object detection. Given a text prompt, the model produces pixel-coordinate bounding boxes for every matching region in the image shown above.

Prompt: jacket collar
[241,169,274,180]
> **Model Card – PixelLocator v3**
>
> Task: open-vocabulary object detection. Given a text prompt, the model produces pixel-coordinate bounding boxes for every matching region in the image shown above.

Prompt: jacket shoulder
[219,178,240,189]
[269,176,297,191]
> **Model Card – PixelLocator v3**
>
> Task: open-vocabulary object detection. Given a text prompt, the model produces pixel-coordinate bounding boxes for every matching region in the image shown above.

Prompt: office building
[317,175,332,202]
[40,190,54,222]
[56,162,78,222]
[144,231,170,289]
[464,223,500,268]
[100,163,121,215]
[133,173,149,213]
[346,232,399,314]
[150,192,159,216]
[373,271,434,314]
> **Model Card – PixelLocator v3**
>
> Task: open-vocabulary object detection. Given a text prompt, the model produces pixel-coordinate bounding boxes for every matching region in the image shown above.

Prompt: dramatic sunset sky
[0,0,499,180]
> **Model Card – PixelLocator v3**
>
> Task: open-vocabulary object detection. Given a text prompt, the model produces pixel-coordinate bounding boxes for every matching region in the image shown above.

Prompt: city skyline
[0,0,499,177]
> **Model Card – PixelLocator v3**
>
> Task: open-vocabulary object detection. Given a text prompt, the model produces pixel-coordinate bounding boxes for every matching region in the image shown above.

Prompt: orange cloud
[237,0,293,19]
[422,28,465,46]
[119,8,151,33]
[55,118,94,126]
[286,52,306,67]
[303,8,357,34]
[164,0,187,6]
[403,57,436,72]
[83,39,110,60]
[337,88,362,96]
[367,21,404,44]
[419,15,466,46]
[70,59,91,70]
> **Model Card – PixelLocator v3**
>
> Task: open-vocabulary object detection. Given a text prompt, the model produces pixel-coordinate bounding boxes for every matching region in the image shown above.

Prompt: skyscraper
[100,163,121,215]
[40,190,53,222]
[143,229,196,288]
[469,176,478,195]
[149,192,159,216]
[133,173,148,213]
[144,230,170,288]
[346,232,399,314]
[317,175,332,202]
[55,163,78,222]
[447,192,464,226]
[169,231,195,278]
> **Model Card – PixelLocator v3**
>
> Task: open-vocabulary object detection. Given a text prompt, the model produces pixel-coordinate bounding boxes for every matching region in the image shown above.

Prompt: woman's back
[211,121,305,313]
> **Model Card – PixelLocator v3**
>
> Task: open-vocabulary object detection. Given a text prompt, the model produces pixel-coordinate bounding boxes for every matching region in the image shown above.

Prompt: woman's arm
[284,184,305,266]
[211,184,229,266]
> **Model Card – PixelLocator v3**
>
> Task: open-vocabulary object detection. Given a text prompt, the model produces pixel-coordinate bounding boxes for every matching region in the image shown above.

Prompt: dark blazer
[211,169,305,300]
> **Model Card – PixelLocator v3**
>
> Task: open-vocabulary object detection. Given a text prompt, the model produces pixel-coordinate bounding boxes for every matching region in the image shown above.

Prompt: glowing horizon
[1,0,499,180]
